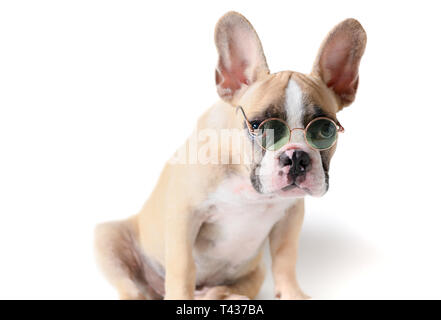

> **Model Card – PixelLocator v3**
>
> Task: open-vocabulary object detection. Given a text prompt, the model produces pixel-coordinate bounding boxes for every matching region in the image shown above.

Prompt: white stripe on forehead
[285,79,304,129]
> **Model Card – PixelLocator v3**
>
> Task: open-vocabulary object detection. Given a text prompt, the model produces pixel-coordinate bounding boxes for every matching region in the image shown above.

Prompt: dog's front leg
[269,199,310,300]
[164,207,199,300]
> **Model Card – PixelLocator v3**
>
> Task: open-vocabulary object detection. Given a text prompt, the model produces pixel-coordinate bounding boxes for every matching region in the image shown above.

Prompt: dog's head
[214,12,366,198]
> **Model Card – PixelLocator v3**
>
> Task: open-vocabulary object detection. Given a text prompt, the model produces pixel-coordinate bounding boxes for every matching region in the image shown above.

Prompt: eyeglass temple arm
[236,106,255,133]
[337,121,345,133]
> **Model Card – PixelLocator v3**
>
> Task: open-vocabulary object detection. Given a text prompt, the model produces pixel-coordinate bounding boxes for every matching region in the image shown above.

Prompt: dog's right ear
[215,12,269,104]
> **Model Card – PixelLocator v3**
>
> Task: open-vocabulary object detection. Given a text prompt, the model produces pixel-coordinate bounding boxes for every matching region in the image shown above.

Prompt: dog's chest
[193,178,297,285]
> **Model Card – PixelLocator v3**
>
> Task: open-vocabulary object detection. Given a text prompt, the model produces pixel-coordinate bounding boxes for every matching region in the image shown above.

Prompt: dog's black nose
[280,150,311,176]
[292,150,310,176]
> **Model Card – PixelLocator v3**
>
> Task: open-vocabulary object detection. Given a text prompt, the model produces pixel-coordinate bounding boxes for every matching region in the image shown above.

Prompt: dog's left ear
[215,11,269,104]
[312,19,367,110]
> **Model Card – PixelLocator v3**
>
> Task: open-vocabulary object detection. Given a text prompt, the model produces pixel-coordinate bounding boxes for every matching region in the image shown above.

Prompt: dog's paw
[195,286,250,300]
[275,289,311,300]
[224,293,250,300]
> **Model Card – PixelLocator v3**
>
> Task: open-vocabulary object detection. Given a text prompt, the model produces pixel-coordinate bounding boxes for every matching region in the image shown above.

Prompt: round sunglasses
[237,106,344,151]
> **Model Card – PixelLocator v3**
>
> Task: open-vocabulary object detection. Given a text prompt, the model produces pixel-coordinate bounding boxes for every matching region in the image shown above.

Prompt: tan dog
[95,11,366,300]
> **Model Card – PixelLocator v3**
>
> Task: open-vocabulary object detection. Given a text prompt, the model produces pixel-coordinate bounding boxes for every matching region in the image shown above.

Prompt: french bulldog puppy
[95,11,366,300]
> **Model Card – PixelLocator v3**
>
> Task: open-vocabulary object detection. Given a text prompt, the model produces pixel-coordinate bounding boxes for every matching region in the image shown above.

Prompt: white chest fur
[193,177,297,286]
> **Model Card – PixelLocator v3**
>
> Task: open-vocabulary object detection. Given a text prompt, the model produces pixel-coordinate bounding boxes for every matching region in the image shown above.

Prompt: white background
[1,0,440,299]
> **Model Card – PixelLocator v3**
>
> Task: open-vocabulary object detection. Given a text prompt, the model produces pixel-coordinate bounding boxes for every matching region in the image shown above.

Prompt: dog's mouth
[281,183,297,192]
[251,163,317,196]
[276,169,315,195]
[280,172,308,191]
[280,182,311,195]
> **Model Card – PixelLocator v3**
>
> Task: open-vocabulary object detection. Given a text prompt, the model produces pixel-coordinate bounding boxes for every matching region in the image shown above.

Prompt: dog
[95,11,366,300]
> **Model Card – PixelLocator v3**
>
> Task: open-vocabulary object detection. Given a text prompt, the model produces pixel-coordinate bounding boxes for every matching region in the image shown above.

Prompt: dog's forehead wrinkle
[263,102,287,120]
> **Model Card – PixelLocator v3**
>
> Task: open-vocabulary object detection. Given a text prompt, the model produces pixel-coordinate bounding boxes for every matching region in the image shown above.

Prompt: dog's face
[239,72,338,197]
[214,12,366,198]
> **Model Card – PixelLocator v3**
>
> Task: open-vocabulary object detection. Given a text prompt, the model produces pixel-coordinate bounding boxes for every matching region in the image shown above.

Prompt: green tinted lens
[306,118,337,150]
[258,119,290,151]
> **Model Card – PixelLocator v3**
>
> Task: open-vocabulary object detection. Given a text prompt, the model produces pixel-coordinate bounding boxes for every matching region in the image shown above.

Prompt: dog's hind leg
[94,217,163,300]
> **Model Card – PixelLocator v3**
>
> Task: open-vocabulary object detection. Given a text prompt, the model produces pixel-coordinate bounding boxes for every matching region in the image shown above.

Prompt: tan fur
[94,12,366,300]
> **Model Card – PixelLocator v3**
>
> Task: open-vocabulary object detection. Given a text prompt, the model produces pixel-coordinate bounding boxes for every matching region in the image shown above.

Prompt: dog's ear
[215,11,269,104]
[312,19,367,110]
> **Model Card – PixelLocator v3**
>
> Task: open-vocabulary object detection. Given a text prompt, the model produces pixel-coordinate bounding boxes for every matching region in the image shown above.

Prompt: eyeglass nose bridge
[287,127,306,143]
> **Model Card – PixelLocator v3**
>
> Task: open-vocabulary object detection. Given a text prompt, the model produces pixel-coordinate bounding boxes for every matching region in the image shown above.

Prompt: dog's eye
[250,120,261,130]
